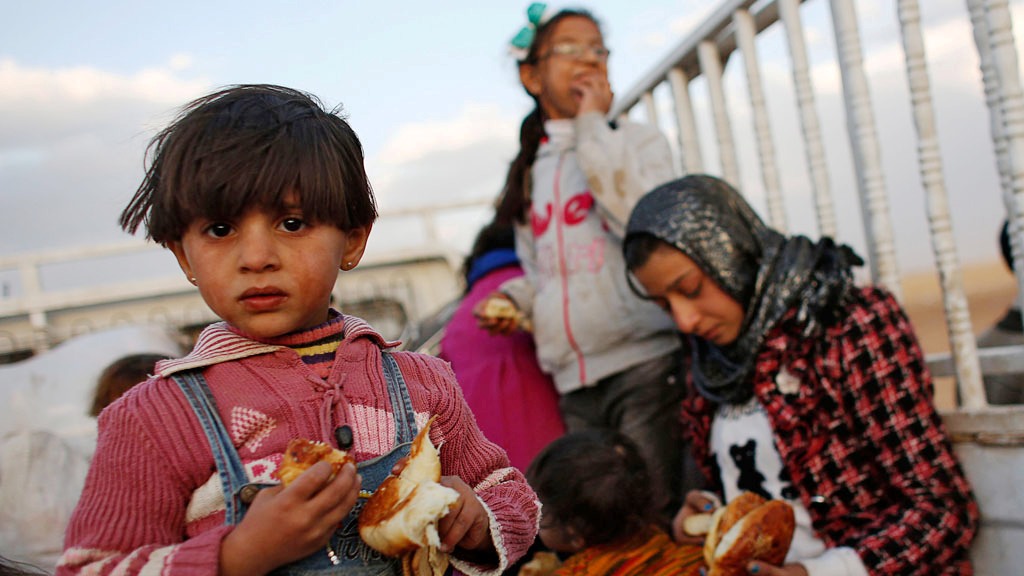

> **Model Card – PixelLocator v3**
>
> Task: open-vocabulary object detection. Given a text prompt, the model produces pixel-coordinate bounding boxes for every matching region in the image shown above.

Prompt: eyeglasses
[542,43,611,62]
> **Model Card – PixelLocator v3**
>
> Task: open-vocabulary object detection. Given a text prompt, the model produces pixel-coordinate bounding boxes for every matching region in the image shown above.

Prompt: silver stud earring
[189,277,198,286]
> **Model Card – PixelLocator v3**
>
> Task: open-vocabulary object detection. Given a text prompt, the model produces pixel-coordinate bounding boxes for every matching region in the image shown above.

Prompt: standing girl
[623,174,979,575]
[58,84,539,576]
[477,3,690,522]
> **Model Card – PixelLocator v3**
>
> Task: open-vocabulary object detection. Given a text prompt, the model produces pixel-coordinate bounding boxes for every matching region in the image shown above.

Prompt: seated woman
[525,429,703,576]
[622,174,979,575]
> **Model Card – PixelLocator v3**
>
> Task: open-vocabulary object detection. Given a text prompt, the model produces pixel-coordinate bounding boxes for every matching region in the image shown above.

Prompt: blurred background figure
[0,326,183,573]
[0,430,87,573]
[440,219,565,473]
[0,555,48,576]
[90,353,169,417]
[975,220,1024,405]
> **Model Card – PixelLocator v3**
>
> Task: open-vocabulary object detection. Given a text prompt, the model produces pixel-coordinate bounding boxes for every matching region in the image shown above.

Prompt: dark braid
[496,108,544,226]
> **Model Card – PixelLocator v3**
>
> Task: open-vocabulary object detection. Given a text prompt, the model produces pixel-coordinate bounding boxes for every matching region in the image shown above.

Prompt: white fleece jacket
[499,112,680,393]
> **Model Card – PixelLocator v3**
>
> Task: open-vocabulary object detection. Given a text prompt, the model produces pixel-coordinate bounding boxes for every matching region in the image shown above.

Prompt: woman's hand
[472,293,521,335]
[219,461,360,575]
[672,490,719,544]
[437,476,494,557]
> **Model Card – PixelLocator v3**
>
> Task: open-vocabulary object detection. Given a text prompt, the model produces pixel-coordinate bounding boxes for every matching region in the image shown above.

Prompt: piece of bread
[483,297,518,318]
[683,511,715,536]
[702,492,795,576]
[275,438,355,486]
[703,492,766,566]
[479,298,533,332]
[358,416,459,576]
[518,551,562,576]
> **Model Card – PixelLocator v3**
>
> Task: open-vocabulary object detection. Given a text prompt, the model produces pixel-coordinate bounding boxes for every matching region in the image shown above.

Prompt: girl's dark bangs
[185,126,349,226]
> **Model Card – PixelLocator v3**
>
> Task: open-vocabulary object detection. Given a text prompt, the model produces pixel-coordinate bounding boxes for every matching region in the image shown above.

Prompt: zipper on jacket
[552,151,587,383]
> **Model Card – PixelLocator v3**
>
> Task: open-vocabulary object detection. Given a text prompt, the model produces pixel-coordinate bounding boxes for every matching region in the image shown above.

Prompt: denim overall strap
[171,371,250,524]
[381,351,418,444]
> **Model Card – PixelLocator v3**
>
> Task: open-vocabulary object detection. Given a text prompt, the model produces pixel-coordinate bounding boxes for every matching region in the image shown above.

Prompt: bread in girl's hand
[517,551,562,576]
[478,297,533,332]
[275,438,355,486]
[683,511,715,536]
[702,492,795,576]
[358,416,459,576]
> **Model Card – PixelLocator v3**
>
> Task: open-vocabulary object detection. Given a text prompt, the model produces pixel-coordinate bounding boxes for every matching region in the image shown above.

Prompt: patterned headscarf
[624,175,864,404]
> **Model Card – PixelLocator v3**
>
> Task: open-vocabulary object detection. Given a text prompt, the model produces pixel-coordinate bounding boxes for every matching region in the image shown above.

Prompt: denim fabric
[173,351,417,575]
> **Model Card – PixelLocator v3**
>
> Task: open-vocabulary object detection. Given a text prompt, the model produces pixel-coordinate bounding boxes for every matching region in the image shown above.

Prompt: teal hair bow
[509,2,549,58]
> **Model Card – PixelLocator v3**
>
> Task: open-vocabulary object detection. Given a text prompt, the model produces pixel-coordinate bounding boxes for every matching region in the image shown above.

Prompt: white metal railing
[610,0,1024,410]
[0,199,491,354]
[613,4,1024,569]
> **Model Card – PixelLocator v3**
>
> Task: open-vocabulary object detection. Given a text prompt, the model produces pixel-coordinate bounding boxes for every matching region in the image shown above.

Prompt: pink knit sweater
[58,316,539,575]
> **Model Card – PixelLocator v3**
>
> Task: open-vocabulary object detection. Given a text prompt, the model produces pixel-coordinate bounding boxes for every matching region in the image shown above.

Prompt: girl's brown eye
[207,223,232,238]
[280,218,305,232]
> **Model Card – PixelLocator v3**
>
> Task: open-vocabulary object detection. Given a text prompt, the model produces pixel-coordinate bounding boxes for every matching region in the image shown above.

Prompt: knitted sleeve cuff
[160,524,233,572]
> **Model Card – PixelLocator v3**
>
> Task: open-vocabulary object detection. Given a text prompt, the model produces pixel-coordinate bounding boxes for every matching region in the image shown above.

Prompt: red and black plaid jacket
[682,286,979,575]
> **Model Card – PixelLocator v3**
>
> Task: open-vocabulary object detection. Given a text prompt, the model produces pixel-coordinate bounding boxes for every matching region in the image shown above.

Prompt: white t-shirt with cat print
[710,396,868,576]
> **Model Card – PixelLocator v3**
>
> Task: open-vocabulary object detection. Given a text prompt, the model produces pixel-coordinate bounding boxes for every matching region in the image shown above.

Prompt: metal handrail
[609,0,1024,409]
[0,199,491,353]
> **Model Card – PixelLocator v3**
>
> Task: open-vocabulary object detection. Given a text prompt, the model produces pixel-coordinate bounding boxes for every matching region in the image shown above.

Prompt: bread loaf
[702,492,795,576]
[275,439,355,486]
[358,416,459,576]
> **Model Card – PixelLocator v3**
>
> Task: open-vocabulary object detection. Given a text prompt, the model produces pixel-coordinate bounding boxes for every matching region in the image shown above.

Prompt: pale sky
[2,0,1023,290]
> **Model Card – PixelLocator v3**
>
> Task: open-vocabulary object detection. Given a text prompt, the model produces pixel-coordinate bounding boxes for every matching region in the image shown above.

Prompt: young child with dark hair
[478,2,691,525]
[58,84,539,575]
[525,430,703,576]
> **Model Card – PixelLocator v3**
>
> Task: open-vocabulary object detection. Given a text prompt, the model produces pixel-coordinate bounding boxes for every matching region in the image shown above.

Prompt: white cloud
[669,14,705,39]
[367,102,519,205]
[168,54,193,72]
[372,103,519,167]
[0,58,213,254]
[0,57,208,106]
[640,31,669,50]
[361,103,522,256]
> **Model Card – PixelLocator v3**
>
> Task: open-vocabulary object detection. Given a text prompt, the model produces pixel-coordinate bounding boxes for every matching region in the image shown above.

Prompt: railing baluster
[778,0,838,238]
[898,0,985,408]
[668,67,705,174]
[976,0,1024,315]
[642,91,659,127]
[830,0,902,298]
[734,8,788,232]
[698,39,742,187]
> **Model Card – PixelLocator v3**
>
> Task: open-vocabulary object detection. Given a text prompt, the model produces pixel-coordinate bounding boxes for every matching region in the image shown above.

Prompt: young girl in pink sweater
[57,84,539,576]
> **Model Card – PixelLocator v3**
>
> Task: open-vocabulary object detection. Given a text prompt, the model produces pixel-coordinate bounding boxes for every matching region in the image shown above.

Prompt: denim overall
[173,352,417,575]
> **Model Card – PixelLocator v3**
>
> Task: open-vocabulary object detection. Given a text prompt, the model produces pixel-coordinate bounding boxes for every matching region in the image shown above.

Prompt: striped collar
[156,313,395,378]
